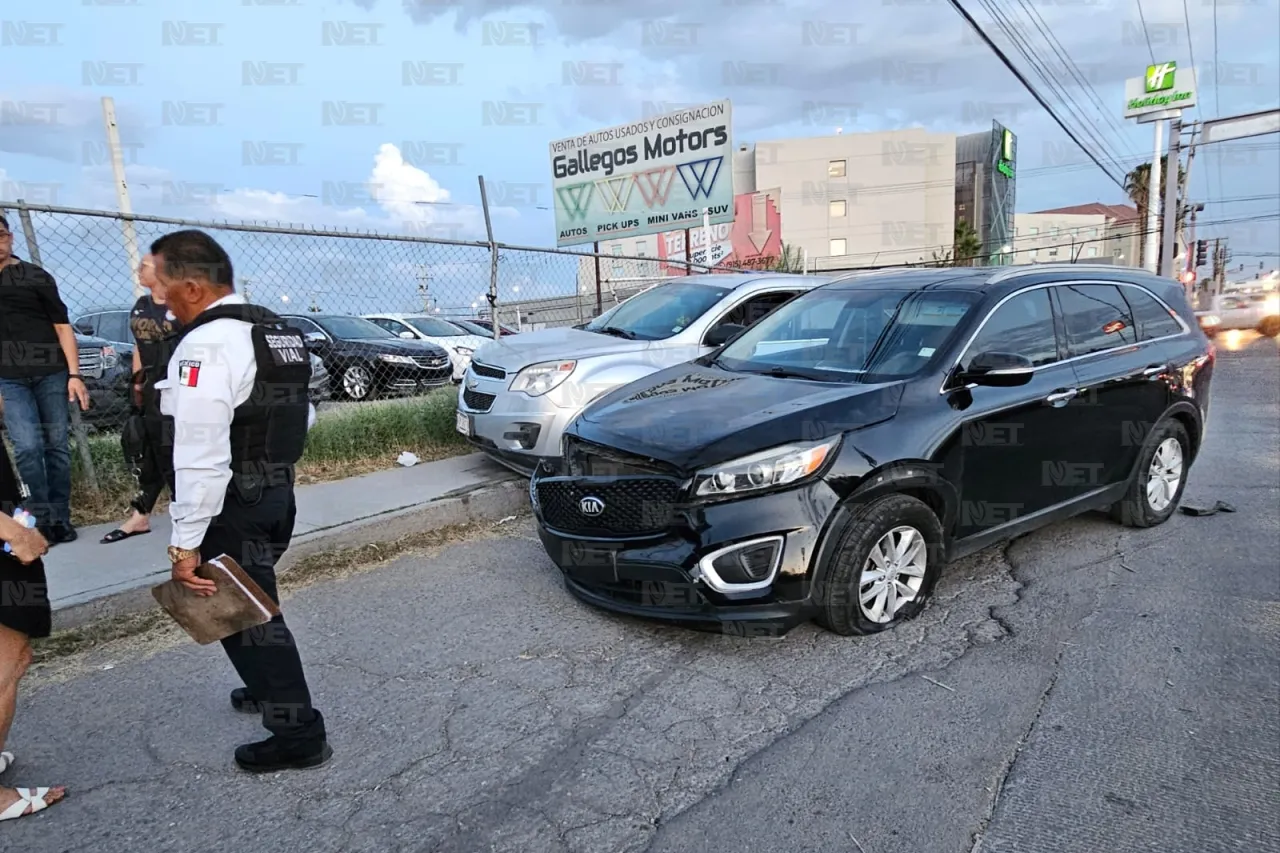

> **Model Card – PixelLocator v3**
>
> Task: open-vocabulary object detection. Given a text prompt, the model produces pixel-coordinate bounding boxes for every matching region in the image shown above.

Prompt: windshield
[582,282,731,341]
[316,316,396,340]
[405,316,468,337]
[713,287,980,382]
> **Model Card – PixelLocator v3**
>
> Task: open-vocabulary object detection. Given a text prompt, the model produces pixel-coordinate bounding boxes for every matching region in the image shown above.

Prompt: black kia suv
[530,265,1215,637]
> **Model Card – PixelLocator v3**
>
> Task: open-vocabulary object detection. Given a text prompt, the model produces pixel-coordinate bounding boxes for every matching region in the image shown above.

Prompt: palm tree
[768,242,805,273]
[1124,156,1187,267]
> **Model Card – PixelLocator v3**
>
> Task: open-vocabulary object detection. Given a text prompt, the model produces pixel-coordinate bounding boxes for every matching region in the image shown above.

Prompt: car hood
[472,326,648,371]
[434,334,488,352]
[571,362,904,472]
[339,337,448,356]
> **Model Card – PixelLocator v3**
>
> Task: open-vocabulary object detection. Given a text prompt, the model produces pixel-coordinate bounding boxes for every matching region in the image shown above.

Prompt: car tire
[1257,316,1280,338]
[341,363,377,401]
[814,494,945,636]
[1110,418,1190,528]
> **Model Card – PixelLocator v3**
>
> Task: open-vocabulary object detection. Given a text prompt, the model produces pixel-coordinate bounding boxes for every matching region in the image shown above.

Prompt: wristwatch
[167,545,200,563]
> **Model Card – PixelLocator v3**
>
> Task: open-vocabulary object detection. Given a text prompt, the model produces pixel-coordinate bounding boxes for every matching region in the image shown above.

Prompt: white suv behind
[364,313,490,383]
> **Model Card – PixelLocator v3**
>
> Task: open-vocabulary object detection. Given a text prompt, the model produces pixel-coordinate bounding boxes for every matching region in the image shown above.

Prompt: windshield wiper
[739,365,827,381]
[595,326,638,340]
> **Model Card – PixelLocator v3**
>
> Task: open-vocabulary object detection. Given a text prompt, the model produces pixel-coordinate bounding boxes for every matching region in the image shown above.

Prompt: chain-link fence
[0,199,758,446]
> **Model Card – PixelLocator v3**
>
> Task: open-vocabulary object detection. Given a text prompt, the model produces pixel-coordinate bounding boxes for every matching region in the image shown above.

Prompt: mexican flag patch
[178,360,201,387]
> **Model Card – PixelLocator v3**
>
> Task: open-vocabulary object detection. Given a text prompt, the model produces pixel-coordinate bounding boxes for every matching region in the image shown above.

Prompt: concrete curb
[50,478,531,632]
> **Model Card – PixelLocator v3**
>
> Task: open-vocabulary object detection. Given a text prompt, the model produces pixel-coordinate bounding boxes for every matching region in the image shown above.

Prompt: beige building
[1013,203,1144,267]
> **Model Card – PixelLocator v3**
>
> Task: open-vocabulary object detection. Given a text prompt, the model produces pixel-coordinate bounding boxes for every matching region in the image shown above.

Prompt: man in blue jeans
[0,213,90,544]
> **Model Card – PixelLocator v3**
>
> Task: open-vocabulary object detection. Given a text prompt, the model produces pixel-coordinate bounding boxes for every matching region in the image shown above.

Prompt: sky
[1,0,1277,315]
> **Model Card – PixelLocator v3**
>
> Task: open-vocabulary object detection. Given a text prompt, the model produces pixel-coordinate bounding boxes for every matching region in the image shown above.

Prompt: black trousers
[128,408,174,515]
[199,481,326,744]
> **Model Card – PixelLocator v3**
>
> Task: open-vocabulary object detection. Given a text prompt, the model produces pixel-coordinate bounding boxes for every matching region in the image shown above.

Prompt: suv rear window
[1055,284,1138,356]
[1121,287,1184,340]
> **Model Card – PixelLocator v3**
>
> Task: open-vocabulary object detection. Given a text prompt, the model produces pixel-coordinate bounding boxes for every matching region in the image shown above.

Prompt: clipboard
[151,554,280,644]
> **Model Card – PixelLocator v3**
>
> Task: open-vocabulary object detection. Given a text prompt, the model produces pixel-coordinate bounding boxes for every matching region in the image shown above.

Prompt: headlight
[453,346,474,357]
[509,360,576,397]
[101,345,118,368]
[1264,296,1279,313]
[1199,315,1220,326]
[379,354,417,365]
[693,436,841,498]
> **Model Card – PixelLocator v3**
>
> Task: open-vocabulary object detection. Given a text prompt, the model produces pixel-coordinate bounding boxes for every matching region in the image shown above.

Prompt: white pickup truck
[1195,290,1280,338]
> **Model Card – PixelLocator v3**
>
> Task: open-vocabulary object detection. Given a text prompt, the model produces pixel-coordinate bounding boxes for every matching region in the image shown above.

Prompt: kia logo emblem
[579,496,605,516]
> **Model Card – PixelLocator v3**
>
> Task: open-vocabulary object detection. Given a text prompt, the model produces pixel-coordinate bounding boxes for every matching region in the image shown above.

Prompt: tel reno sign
[549,99,735,248]
[1124,61,1197,120]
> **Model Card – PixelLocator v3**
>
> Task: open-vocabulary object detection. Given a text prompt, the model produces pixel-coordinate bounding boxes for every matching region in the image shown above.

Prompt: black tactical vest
[177,303,312,483]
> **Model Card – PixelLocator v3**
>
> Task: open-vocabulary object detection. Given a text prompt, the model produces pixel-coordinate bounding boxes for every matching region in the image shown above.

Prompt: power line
[1134,0,1157,65]
[945,0,1126,188]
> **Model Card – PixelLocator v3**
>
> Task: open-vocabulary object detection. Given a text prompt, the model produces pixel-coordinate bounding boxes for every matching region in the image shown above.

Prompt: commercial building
[587,122,1019,278]
[1012,203,1144,267]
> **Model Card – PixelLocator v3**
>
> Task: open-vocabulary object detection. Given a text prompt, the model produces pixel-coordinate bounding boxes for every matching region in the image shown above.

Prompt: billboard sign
[656,188,782,273]
[1124,62,1197,119]
[549,99,734,247]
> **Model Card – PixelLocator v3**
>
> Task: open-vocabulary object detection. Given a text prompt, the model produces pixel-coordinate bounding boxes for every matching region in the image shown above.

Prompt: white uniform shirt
[158,293,317,550]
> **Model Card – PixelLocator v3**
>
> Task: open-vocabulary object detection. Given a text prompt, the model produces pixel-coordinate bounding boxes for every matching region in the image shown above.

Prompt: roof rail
[985,263,1155,284]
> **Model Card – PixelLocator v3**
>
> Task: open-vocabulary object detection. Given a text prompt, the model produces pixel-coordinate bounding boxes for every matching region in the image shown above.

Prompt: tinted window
[715,288,979,383]
[582,281,730,341]
[717,291,799,329]
[1121,287,1183,340]
[288,317,323,336]
[965,289,1058,367]
[1055,284,1138,356]
[99,311,131,343]
[405,316,468,337]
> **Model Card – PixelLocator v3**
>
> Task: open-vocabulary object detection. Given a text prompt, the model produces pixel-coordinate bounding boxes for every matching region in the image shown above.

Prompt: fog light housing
[695,536,784,596]
[503,423,541,450]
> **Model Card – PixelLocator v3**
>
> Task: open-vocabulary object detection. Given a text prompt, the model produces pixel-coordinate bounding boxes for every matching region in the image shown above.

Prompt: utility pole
[101,96,143,299]
[1158,120,1181,278]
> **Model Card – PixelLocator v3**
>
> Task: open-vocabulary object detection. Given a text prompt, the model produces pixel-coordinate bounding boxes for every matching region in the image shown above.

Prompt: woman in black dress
[0,443,65,821]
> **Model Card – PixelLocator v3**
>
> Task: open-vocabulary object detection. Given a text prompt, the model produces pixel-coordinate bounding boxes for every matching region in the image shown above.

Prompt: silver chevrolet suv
[456,272,839,474]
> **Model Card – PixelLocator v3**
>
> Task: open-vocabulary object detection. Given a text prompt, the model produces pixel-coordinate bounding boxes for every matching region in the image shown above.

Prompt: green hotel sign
[1124,61,1197,119]
[996,128,1015,179]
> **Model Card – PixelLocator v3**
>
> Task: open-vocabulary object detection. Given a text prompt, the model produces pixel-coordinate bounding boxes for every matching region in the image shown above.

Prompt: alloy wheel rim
[344,366,371,399]
[858,525,928,624]
[1146,436,1184,512]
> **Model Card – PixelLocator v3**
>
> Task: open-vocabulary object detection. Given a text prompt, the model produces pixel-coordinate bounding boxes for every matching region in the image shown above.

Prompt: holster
[120,412,148,466]
[231,462,295,506]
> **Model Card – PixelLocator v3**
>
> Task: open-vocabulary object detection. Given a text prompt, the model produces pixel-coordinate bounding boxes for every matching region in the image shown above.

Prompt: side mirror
[303,331,327,345]
[958,351,1035,387]
[398,330,415,339]
[705,323,747,348]
[73,320,95,336]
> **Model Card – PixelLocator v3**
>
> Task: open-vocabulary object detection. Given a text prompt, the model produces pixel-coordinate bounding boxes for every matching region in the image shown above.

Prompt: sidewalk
[45,452,524,627]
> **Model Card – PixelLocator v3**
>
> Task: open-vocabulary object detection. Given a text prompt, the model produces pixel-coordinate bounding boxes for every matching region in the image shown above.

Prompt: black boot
[230,687,261,714]
[234,736,332,773]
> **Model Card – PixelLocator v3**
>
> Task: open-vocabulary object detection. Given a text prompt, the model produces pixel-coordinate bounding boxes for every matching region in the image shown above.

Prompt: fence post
[15,200,100,494]
[592,242,602,317]
[477,176,500,340]
[684,229,692,276]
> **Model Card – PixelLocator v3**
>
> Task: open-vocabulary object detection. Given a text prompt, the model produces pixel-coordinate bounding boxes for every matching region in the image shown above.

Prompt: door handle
[1141,364,1168,377]
[1045,389,1078,405]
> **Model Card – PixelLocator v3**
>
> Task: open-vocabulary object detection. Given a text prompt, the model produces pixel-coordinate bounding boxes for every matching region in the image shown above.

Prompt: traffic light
[1195,240,1208,268]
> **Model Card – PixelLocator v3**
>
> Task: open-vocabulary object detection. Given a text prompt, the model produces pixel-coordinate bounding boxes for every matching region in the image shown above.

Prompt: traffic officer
[151,229,330,773]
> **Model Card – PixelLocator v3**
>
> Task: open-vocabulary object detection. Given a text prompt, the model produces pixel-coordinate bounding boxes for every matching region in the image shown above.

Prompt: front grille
[462,388,495,411]
[77,348,104,379]
[537,476,681,536]
[413,355,450,370]
[564,436,679,477]
[573,578,707,610]
[471,362,505,380]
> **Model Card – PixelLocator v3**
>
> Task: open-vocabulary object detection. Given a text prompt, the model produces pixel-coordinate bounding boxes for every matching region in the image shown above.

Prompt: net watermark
[882,221,945,247]
[321,101,383,125]
[882,60,943,85]
[402,62,464,85]
[881,140,946,166]
[1,21,65,45]
[487,182,542,208]
[321,20,383,45]
[242,141,305,165]
[800,21,861,45]
[1120,21,1183,46]
[0,181,61,204]
[82,140,144,166]
[722,61,782,86]
[82,61,143,85]
[0,101,63,125]
[481,101,542,126]
[641,21,701,46]
[481,21,544,45]
[161,101,224,125]
[801,101,860,126]
[562,61,623,86]
[960,101,1023,125]
[160,182,224,206]
[242,61,304,85]
[160,21,224,45]
[400,141,465,166]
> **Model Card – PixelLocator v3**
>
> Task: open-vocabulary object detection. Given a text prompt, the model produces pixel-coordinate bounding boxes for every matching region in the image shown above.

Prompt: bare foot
[119,511,150,535]
[0,785,66,818]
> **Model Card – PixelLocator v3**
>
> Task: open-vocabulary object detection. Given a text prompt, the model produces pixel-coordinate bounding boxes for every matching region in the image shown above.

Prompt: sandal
[0,752,12,775]
[100,528,150,544]
[0,787,64,822]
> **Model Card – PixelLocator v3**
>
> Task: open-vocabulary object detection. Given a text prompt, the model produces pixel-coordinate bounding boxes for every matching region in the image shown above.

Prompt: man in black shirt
[0,213,90,543]
[101,254,182,544]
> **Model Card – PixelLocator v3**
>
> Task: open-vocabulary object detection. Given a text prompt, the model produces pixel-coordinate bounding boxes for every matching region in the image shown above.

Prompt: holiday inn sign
[1123,61,1197,119]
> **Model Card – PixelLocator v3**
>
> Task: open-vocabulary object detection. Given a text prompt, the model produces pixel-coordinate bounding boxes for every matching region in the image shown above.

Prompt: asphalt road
[7,334,1277,853]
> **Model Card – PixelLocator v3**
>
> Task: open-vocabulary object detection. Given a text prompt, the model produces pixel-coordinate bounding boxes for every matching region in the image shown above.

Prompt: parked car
[457,273,835,475]
[1195,289,1280,337]
[529,264,1214,637]
[281,314,452,401]
[74,332,132,427]
[308,351,330,404]
[458,318,519,337]
[72,306,135,351]
[363,313,489,383]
